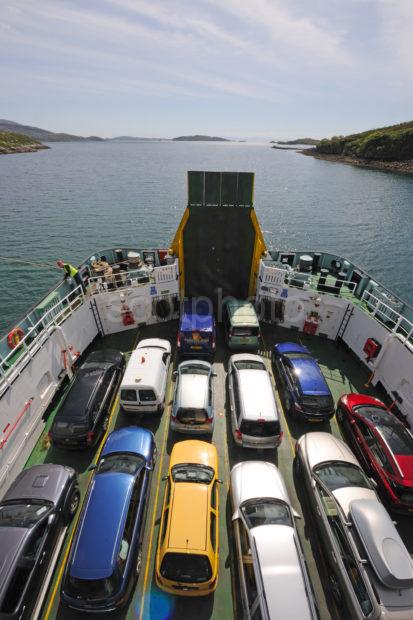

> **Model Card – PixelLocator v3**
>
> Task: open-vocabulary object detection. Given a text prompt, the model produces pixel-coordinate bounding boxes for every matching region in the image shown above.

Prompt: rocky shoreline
[0,143,50,155]
[300,148,413,175]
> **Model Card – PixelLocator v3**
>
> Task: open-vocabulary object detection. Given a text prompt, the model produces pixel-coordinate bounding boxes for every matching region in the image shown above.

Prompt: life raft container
[7,327,24,349]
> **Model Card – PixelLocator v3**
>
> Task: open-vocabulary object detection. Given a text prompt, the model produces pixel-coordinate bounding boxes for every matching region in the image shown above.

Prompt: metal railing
[361,290,413,345]
[87,261,178,295]
[0,285,85,390]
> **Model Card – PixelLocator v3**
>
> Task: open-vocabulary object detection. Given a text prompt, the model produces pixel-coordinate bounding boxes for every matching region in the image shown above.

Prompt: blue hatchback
[177,298,216,359]
[271,342,334,422]
[61,427,156,612]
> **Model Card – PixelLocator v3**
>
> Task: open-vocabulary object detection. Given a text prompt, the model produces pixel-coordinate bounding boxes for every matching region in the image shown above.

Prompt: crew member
[56,260,86,292]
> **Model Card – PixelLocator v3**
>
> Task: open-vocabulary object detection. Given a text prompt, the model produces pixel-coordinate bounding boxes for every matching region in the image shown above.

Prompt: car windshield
[97,453,145,475]
[180,365,209,375]
[176,409,209,424]
[160,552,212,583]
[232,326,259,336]
[314,462,371,491]
[0,501,51,528]
[285,352,311,360]
[234,360,265,371]
[241,499,292,528]
[356,406,413,455]
[171,463,214,484]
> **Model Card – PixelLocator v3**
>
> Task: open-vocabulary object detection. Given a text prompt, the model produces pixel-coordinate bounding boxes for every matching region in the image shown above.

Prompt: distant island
[0,130,49,155]
[0,119,103,142]
[302,121,413,174]
[172,135,229,142]
[272,138,320,145]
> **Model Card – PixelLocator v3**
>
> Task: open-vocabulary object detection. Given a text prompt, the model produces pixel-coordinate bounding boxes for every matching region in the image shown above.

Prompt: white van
[120,338,172,413]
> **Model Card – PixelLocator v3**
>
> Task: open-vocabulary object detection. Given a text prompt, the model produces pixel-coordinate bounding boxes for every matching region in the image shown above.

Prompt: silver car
[230,461,318,620]
[170,360,215,434]
[228,354,282,449]
[296,432,413,620]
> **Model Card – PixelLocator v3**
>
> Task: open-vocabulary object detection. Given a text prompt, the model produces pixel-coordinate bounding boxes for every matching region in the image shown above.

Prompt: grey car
[230,461,318,620]
[296,432,413,620]
[170,360,215,435]
[0,464,79,620]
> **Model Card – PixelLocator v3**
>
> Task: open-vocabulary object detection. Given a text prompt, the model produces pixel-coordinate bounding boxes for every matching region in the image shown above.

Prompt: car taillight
[235,429,242,440]
[207,417,213,424]
[177,333,182,348]
[171,415,177,422]
[86,431,94,444]
[212,336,216,350]
[278,431,284,443]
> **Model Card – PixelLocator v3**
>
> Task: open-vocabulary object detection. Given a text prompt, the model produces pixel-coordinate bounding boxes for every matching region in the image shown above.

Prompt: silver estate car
[230,461,318,620]
[228,354,282,449]
[296,432,413,620]
[170,360,215,434]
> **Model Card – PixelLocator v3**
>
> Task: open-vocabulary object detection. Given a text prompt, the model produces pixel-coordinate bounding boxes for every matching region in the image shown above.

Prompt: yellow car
[155,439,219,596]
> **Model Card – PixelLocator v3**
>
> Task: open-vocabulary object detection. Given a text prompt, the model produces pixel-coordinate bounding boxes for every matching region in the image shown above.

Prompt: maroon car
[336,393,413,513]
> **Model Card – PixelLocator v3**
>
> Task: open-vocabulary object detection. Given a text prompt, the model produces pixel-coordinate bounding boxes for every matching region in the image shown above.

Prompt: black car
[0,464,79,620]
[49,349,125,449]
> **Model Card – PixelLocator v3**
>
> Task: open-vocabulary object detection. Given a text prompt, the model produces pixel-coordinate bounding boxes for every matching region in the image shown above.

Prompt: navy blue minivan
[272,342,334,422]
[177,298,216,359]
[61,427,156,612]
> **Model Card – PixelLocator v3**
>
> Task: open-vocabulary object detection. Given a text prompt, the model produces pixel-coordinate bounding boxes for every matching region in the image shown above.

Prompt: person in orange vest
[56,260,86,292]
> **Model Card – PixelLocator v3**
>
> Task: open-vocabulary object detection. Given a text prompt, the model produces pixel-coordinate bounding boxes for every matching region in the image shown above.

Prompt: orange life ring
[7,327,24,349]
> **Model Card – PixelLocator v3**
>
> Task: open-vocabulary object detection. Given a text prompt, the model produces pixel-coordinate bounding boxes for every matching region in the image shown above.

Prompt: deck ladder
[336,303,354,342]
[90,298,105,336]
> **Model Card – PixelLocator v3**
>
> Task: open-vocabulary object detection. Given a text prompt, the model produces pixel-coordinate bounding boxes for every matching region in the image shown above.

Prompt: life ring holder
[7,327,25,350]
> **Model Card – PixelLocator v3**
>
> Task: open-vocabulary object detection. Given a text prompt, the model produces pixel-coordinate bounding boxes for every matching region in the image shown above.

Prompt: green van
[223,300,261,350]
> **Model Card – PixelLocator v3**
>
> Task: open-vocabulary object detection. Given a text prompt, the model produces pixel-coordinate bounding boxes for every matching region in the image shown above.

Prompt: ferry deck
[21,319,412,620]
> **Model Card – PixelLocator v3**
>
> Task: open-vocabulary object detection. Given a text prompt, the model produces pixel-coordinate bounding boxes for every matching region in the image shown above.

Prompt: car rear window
[139,389,156,402]
[121,389,137,402]
[232,326,259,337]
[160,552,212,583]
[53,421,88,435]
[234,360,265,371]
[356,406,413,455]
[66,575,118,600]
[181,331,212,344]
[241,499,292,528]
[314,462,371,491]
[180,364,209,375]
[240,420,280,437]
[302,395,334,409]
[97,454,144,475]
[176,408,209,425]
[171,464,214,484]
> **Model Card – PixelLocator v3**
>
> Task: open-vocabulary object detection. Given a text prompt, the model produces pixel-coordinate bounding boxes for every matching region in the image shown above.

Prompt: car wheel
[66,488,80,522]
[136,546,142,577]
[329,574,343,606]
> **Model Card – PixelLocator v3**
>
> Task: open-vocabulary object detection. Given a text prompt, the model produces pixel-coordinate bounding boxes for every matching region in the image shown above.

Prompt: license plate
[191,345,202,350]
[308,417,322,422]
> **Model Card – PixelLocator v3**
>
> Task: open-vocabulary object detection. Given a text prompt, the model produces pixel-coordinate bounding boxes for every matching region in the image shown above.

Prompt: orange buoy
[7,327,24,349]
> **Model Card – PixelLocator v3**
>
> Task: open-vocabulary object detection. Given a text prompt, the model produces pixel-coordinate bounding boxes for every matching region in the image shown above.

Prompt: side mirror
[292,509,302,519]
[217,478,223,484]
[162,475,168,481]
[369,477,378,488]
[212,372,217,377]
[88,464,97,472]
[48,514,57,525]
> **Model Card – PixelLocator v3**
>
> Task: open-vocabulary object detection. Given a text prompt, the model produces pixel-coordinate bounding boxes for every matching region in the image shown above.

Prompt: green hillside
[0,130,48,154]
[316,121,413,161]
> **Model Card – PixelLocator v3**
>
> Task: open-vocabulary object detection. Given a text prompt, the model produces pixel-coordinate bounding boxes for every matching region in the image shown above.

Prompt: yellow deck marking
[43,393,120,619]
[138,369,173,620]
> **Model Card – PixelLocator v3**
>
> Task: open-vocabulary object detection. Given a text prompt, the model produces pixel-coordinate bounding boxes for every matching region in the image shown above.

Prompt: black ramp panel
[183,206,255,304]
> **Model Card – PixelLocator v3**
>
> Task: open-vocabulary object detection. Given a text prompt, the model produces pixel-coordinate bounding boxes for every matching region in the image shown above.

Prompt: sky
[1,0,413,139]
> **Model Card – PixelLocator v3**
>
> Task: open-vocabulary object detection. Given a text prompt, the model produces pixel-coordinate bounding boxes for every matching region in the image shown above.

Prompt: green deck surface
[22,321,413,620]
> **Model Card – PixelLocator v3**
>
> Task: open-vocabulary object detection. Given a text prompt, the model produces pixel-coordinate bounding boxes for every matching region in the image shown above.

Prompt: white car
[296,432,413,620]
[230,460,318,620]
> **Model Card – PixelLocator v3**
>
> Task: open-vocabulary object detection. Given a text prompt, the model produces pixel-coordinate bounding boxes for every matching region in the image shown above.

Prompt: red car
[336,393,413,513]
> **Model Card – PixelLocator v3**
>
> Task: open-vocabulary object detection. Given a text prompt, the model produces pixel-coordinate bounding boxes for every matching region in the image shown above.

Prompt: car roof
[231,461,290,514]
[122,347,167,388]
[332,486,377,518]
[299,432,360,471]
[3,464,72,505]
[136,338,171,352]
[101,427,153,462]
[350,499,413,593]
[341,393,386,410]
[0,528,30,600]
[169,440,217,471]
[177,373,209,409]
[69,473,134,580]
[274,342,310,355]
[168,483,209,552]
[225,300,259,326]
[56,367,105,420]
[253,525,316,620]
[238,369,279,421]
[289,357,331,396]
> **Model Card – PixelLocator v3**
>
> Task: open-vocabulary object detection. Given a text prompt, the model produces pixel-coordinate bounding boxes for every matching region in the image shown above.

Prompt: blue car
[271,342,334,422]
[61,427,156,613]
[177,298,216,359]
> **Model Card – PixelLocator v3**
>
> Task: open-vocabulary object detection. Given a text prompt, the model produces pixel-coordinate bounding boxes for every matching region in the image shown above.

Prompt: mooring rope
[0,256,58,270]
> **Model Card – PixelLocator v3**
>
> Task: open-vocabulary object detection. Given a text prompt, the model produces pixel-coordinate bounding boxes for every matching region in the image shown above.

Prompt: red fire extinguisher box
[363,338,381,360]
[303,319,319,335]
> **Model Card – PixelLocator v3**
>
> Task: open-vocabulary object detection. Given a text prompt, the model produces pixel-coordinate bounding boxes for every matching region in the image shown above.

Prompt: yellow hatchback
[155,440,219,596]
